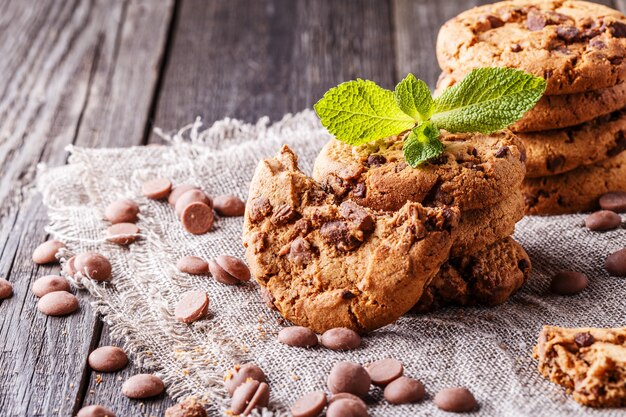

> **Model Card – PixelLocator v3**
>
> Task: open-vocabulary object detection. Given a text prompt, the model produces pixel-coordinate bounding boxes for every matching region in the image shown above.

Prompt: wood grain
[0,0,174,416]
[149,0,396,143]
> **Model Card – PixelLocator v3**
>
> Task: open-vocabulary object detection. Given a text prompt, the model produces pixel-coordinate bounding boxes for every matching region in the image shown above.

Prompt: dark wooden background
[0,0,622,416]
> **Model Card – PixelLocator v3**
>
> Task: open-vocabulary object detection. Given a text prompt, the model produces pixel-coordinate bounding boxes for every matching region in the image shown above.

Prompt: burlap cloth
[37,110,626,416]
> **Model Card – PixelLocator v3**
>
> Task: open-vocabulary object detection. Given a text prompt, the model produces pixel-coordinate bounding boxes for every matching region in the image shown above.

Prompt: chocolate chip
[341,290,355,300]
[177,256,209,275]
[321,328,361,351]
[231,380,270,416]
[278,326,319,348]
[175,190,212,217]
[32,275,70,298]
[213,194,246,217]
[181,202,214,234]
[224,364,267,396]
[122,374,165,399]
[351,183,367,198]
[289,237,314,266]
[605,248,626,277]
[574,332,595,348]
[106,222,140,246]
[546,155,566,172]
[216,255,251,282]
[518,258,530,273]
[510,43,523,52]
[610,21,626,38]
[494,146,509,158]
[384,376,426,404]
[327,361,371,398]
[607,132,626,158]
[366,154,386,167]
[77,405,116,417]
[209,260,239,285]
[339,201,375,232]
[526,10,546,31]
[326,398,368,417]
[434,387,478,412]
[291,391,327,417]
[64,256,77,278]
[32,240,65,264]
[610,56,624,65]
[328,393,366,405]
[550,271,588,295]
[165,397,207,417]
[168,184,200,206]
[88,346,129,372]
[519,148,527,163]
[366,358,403,386]
[141,178,172,200]
[0,278,13,300]
[557,26,580,41]
[104,199,140,224]
[74,252,112,282]
[485,14,504,28]
[174,290,209,323]
[395,161,409,171]
[589,39,607,49]
[320,221,361,251]
[599,192,626,213]
[270,204,298,226]
[248,197,273,223]
[38,291,79,316]
[584,210,622,231]
[323,176,352,198]
[259,286,277,311]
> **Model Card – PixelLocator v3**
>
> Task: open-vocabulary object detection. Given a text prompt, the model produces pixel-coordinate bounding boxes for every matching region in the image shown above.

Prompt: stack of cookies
[436,0,626,215]
[312,129,531,312]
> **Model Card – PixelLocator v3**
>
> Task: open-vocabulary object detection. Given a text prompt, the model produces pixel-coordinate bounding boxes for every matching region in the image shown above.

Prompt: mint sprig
[314,68,546,167]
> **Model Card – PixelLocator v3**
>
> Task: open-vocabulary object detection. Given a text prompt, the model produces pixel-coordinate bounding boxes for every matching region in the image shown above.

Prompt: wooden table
[0,0,622,415]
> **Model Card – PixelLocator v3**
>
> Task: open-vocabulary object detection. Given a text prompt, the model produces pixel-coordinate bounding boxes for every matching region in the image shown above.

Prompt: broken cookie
[243,146,460,333]
[534,325,626,407]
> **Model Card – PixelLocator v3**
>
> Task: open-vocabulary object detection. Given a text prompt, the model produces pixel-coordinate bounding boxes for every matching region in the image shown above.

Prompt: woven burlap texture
[37,110,626,416]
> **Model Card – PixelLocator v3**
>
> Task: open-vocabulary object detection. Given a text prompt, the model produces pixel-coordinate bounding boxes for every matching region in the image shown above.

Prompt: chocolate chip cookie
[523,150,626,215]
[437,74,626,132]
[453,190,524,257]
[243,146,460,333]
[414,237,531,312]
[437,0,626,95]
[534,325,626,407]
[312,131,525,212]
[521,109,626,178]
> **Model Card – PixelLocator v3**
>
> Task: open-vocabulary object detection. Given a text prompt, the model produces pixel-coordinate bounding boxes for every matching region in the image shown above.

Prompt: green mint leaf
[431,68,546,134]
[403,121,444,168]
[394,73,434,121]
[314,79,415,145]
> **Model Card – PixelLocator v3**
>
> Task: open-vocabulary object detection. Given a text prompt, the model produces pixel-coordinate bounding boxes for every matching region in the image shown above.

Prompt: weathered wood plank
[393,0,616,89]
[83,322,175,416]
[0,0,175,415]
[149,0,396,145]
